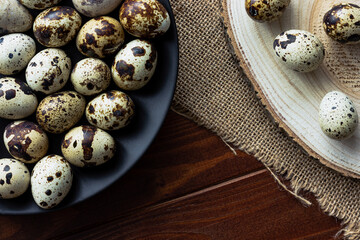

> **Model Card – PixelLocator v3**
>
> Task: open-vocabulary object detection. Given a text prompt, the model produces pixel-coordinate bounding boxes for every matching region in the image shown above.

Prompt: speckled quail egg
[26,48,71,95]
[0,0,33,35]
[0,158,30,199]
[245,0,291,22]
[71,58,111,96]
[323,3,360,44]
[273,30,325,72]
[62,125,116,167]
[19,0,63,10]
[31,155,73,209]
[76,16,125,58]
[0,77,38,119]
[119,0,171,38]
[72,0,122,17]
[0,33,36,75]
[112,39,157,90]
[4,121,49,164]
[319,91,358,140]
[33,6,82,47]
[36,91,86,134]
[86,90,135,130]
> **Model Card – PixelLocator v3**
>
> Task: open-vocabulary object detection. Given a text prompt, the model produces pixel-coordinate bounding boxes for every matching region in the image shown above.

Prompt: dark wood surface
[0,111,341,240]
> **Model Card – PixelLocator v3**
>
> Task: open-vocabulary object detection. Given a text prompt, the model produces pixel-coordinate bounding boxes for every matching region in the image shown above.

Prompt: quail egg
[245,0,291,22]
[86,90,135,130]
[0,33,36,75]
[0,77,38,119]
[33,6,82,47]
[36,91,86,134]
[71,58,111,96]
[4,121,49,164]
[62,125,116,167]
[31,155,73,209]
[112,39,157,90]
[273,30,325,72]
[119,0,171,38]
[0,0,33,35]
[72,0,122,17]
[0,158,30,199]
[19,0,63,10]
[319,91,358,140]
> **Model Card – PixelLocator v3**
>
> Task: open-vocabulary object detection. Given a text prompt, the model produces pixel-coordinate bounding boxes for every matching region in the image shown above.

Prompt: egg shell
[273,30,325,72]
[86,90,135,130]
[36,91,86,134]
[76,16,125,59]
[31,155,73,209]
[4,121,49,164]
[0,158,30,199]
[71,58,111,96]
[19,0,63,10]
[323,3,360,44]
[0,33,36,75]
[0,77,38,119]
[33,6,82,47]
[319,91,358,140]
[112,39,157,90]
[0,0,33,34]
[72,0,122,17]
[26,48,71,95]
[119,0,171,38]
[62,125,116,167]
[245,0,290,22]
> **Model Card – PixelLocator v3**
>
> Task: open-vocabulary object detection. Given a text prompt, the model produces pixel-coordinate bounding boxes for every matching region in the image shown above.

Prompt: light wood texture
[223,0,360,178]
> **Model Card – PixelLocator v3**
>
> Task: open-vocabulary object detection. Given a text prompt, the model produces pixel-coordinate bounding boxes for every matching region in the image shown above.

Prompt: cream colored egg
[0,0,33,34]
[245,0,290,22]
[19,0,63,10]
[72,0,122,17]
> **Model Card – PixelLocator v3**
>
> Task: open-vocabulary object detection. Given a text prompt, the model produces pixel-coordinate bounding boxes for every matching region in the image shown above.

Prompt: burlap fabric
[169,0,360,239]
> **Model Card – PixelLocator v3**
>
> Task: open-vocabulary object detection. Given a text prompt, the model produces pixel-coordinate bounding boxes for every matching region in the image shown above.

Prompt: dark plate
[0,0,178,214]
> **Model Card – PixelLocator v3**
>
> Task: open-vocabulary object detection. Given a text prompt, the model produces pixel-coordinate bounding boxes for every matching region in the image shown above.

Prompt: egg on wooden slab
[0,33,36,75]
[36,91,86,134]
[86,90,135,131]
[72,0,122,17]
[245,0,291,22]
[0,158,30,199]
[31,155,73,209]
[273,30,325,72]
[112,39,157,91]
[61,125,116,167]
[119,0,170,38]
[0,0,33,35]
[19,0,63,10]
[319,91,358,140]
[26,48,71,95]
[323,3,360,44]
[76,16,125,59]
[33,6,82,47]
[0,77,38,119]
[4,121,49,164]
[71,58,111,96]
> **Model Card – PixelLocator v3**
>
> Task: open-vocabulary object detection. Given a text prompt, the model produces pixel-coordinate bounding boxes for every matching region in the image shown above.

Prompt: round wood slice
[223,0,360,178]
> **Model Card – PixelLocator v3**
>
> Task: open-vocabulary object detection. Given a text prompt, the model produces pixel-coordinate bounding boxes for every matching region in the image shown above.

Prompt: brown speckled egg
[76,16,125,58]
[86,90,135,130]
[245,0,290,22]
[61,125,116,167]
[31,155,73,209]
[33,6,82,47]
[0,158,30,199]
[0,0,33,35]
[119,0,170,38]
[72,0,122,17]
[19,0,63,10]
[0,77,38,119]
[112,39,157,90]
[71,58,111,96]
[323,3,360,44]
[4,121,49,164]
[36,91,86,134]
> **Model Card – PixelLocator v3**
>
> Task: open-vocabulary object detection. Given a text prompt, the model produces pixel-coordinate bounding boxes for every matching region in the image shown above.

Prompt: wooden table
[0,111,341,239]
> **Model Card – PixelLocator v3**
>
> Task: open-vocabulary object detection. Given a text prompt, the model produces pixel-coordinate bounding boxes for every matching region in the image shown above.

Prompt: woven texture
[169,0,360,238]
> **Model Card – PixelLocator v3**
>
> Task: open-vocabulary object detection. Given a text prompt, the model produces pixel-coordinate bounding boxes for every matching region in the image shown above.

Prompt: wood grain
[223,0,360,178]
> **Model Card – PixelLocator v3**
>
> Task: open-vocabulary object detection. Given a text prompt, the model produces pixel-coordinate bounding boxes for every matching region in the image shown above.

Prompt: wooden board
[223,0,360,178]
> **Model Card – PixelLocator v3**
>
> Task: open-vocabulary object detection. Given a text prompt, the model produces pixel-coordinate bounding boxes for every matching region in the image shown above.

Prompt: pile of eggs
[0,0,170,209]
[246,1,360,140]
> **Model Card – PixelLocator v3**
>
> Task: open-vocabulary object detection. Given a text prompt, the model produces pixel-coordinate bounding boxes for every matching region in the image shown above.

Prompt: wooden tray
[223,0,360,178]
